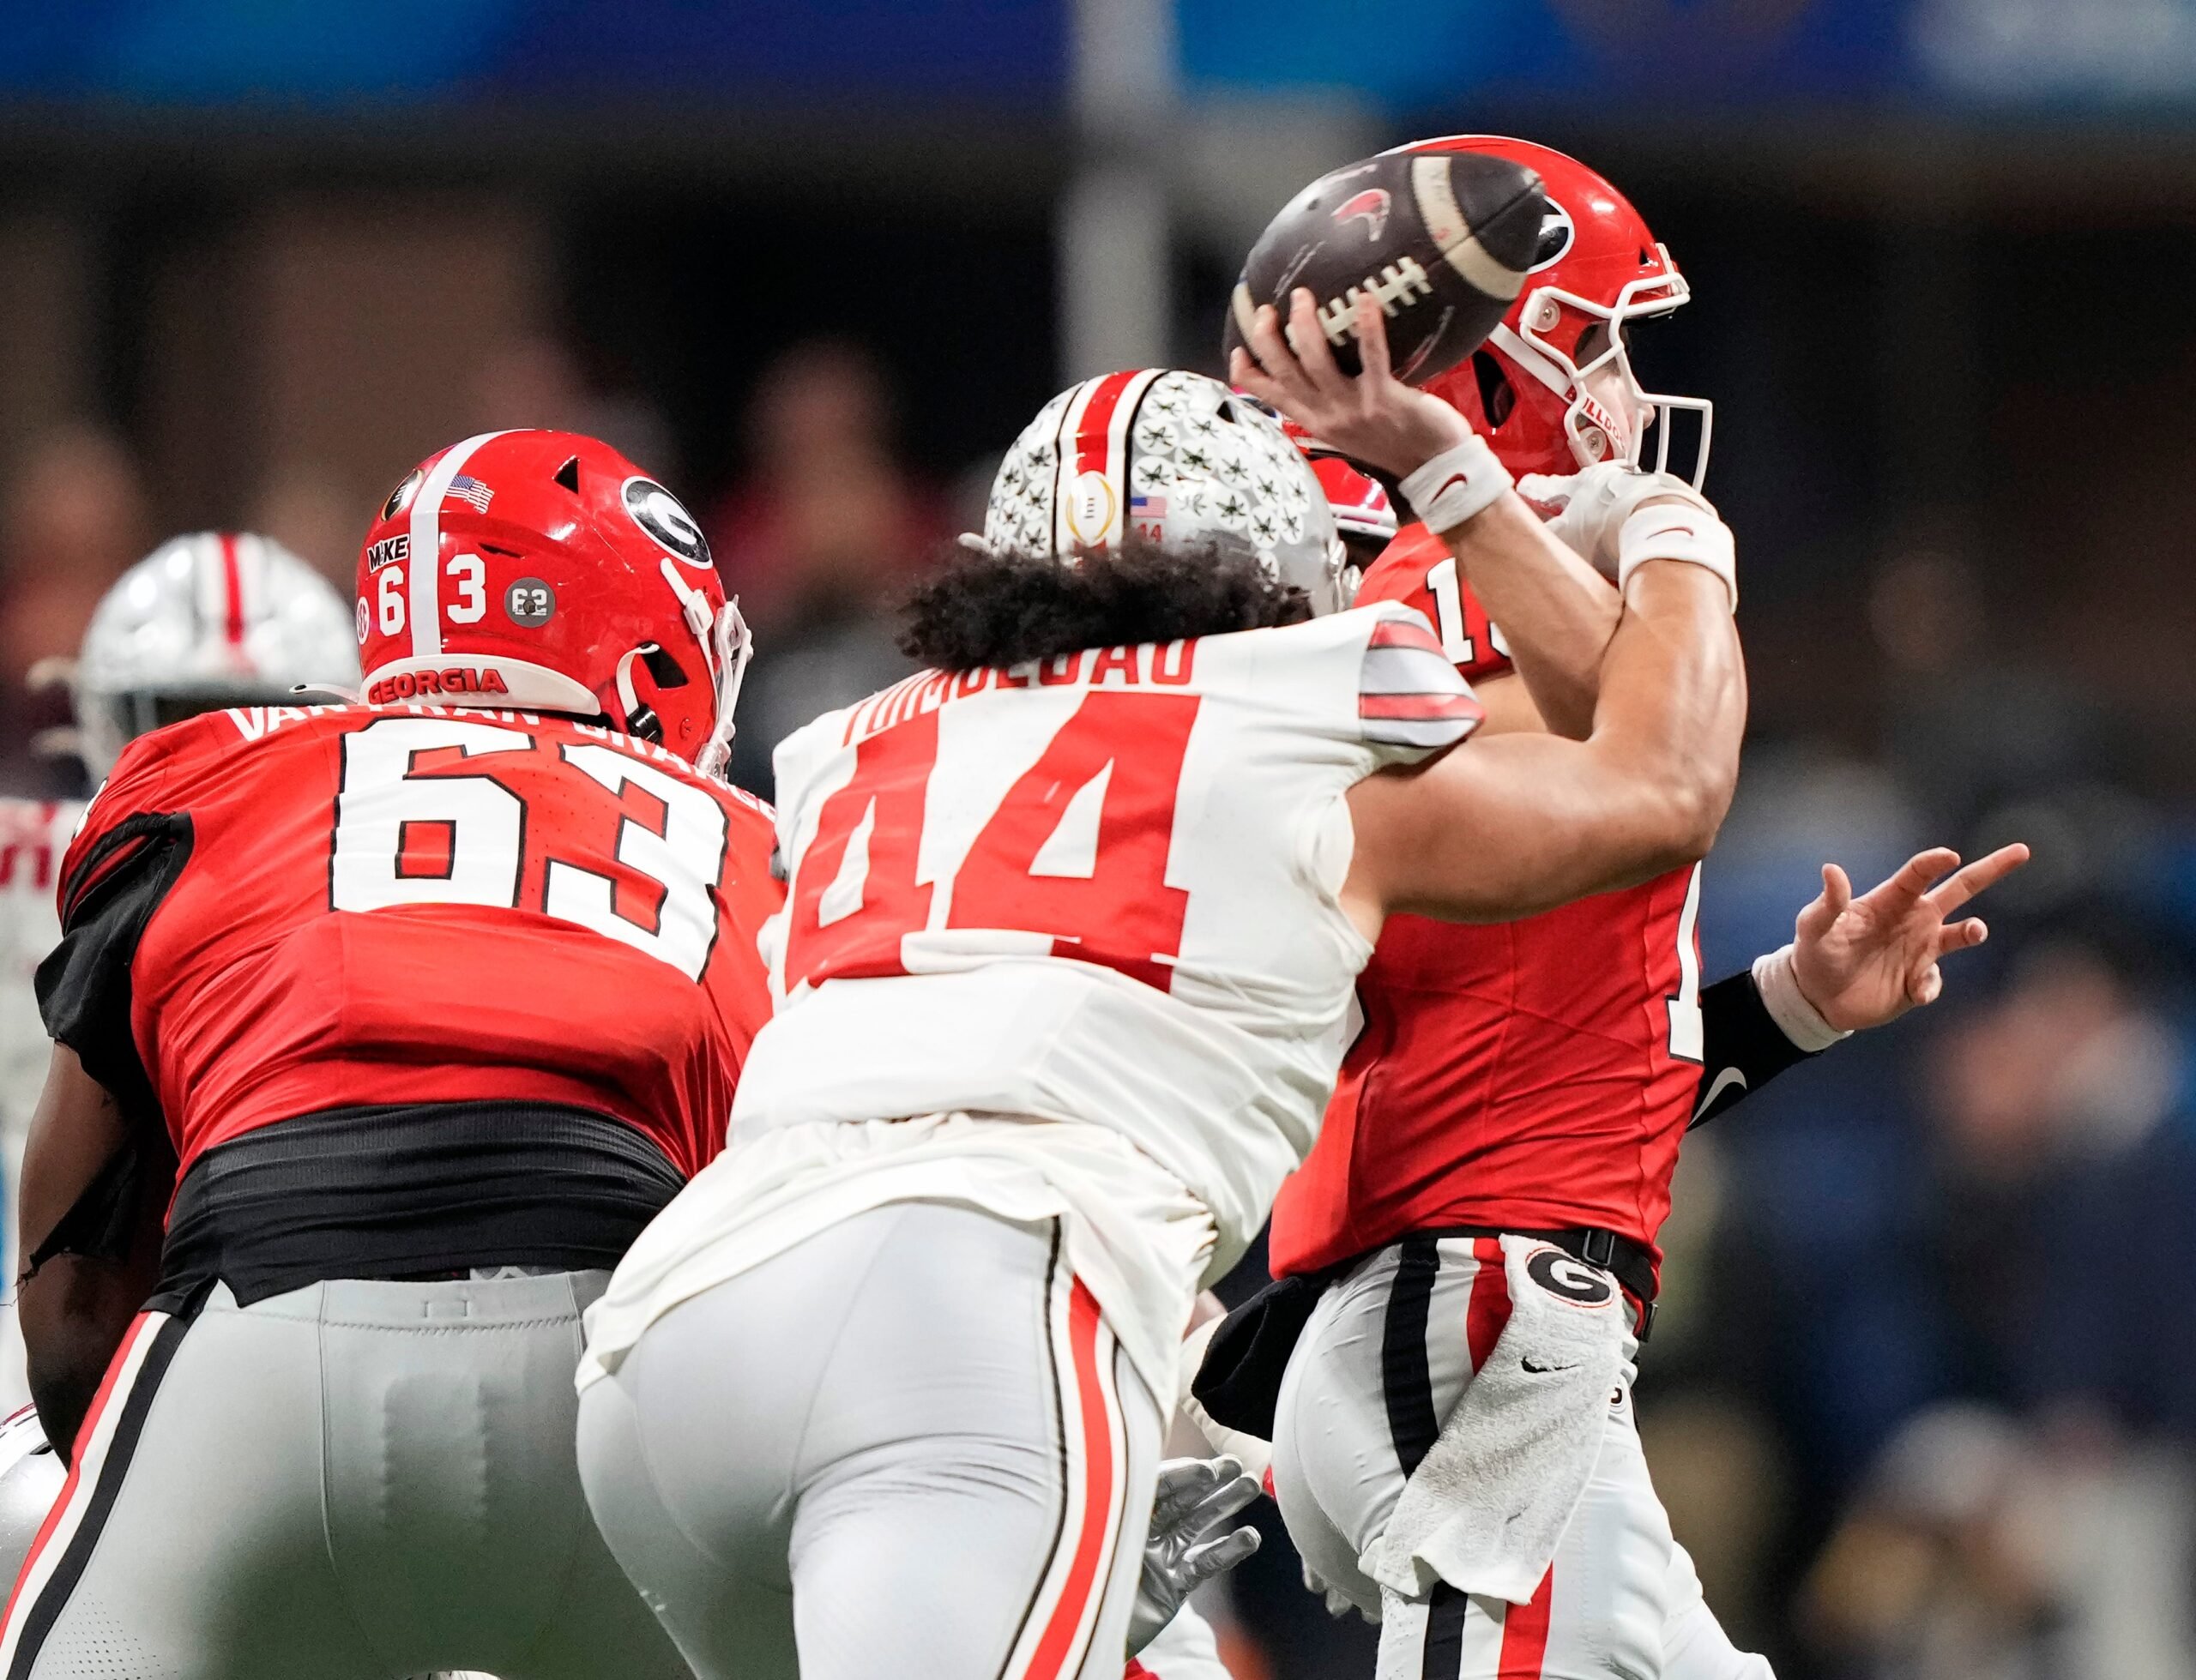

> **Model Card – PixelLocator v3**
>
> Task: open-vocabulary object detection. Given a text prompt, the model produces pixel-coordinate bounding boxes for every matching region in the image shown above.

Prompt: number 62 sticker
[505,578,555,627]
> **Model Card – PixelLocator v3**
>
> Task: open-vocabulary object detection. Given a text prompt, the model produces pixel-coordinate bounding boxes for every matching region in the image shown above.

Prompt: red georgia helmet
[1397,136,1712,487]
[355,430,750,778]
[1306,454,1397,550]
[1275,412,1396,549]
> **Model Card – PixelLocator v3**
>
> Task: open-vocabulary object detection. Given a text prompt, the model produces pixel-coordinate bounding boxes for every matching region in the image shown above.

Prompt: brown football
[1224,148,1546,383]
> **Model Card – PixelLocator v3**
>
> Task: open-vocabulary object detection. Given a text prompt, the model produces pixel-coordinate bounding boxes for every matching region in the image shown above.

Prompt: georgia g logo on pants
[1524,1249,1615,1308]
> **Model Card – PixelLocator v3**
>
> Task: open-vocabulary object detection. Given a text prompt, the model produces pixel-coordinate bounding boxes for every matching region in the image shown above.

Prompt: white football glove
[1126,1455,1264,1655]
[1517,461,1716,580]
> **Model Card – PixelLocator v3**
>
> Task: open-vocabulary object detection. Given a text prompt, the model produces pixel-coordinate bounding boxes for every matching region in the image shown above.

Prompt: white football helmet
[981,369,1350,616]
[69,533,360,775]
[0,1405,62,1589]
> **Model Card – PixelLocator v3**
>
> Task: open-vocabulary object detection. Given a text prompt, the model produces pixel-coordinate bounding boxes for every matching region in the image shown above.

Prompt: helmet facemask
[646,554,751,783]
[1490,246,1714,488]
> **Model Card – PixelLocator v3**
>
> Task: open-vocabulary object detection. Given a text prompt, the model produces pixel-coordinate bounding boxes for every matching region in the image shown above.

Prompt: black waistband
[151,1100,686,1312]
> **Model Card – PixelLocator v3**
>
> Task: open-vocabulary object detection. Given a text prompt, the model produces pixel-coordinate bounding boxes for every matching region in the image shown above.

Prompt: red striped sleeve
[1359,690,1485,722]
[1357,606,1484,751]
[1367,614,1448,654]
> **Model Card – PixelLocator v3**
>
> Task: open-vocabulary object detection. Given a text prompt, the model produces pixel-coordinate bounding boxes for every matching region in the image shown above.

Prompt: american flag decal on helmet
[446,474,495,514]
[1358,611,1484,749]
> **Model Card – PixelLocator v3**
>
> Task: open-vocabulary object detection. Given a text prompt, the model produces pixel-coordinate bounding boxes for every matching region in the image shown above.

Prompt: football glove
[1127,1454,1263,1654]
[1517,461,1716,581]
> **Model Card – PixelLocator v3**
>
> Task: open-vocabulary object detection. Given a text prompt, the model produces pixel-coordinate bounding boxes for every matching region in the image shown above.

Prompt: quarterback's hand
[1126,1455,1263,1654]
[1791,845,2030,1032]
[1228,289,1472,479]
[1517,461,1716,581]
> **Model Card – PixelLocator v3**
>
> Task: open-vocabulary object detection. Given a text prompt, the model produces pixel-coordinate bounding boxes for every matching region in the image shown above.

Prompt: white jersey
[582,605,1480,1395]
[0,798,81,1414]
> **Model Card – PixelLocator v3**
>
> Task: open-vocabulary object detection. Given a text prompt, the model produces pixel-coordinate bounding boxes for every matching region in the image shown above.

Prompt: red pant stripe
[1464,1237,1511,1373]
[1023,1280,1120,1680]
[1496,1568,1555,1679]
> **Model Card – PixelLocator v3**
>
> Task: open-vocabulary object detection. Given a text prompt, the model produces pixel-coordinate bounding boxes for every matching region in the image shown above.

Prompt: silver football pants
[577,1200,1164,1680]
[0,1272,690,1680]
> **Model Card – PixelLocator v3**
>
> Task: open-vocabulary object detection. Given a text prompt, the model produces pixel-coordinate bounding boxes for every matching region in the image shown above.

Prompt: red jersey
[1269,526,1704,1274]
[48,703,780,1183]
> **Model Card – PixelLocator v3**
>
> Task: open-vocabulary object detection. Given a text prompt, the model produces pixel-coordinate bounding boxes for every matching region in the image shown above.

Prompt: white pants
[578,1199,1165,1680]
[0,1274,687,1680]
[1134,1604,1232,1679]
[1270,1237,1771,1680]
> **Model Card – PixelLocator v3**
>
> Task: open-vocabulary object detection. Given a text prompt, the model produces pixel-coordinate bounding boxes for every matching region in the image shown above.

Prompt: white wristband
[1616,503,1737,611]
[1398,434,1512,534]
[1752,943,1851,1053]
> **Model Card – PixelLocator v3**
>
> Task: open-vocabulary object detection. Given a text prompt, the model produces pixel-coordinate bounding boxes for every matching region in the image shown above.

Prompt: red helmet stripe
[406,431,509,662]
[1053,369,1161,554]
[1071,370,1141,481]
[217,532,244,647]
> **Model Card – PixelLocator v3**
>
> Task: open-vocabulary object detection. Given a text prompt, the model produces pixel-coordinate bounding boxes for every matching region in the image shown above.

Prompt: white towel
[1365,1235,1632,1606]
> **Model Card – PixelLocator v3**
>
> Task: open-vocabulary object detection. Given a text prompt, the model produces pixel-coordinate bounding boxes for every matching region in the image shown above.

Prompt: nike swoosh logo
[1694,1067,1747,1119]
[1521,1357,1578,1375]
[1432,473,1472,499]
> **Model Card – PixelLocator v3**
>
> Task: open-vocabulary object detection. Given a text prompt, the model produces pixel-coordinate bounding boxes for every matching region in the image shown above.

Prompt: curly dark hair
[899,535,1311,672]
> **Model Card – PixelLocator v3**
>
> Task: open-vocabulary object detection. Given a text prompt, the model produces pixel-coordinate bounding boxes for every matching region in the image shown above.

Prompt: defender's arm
[1343,560,1742,928]
[18,1045,169,1463]
[1438,491,1618,738]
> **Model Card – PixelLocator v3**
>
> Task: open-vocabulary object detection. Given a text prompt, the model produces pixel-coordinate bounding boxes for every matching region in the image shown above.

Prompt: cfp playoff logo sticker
[1065,469,1118,546]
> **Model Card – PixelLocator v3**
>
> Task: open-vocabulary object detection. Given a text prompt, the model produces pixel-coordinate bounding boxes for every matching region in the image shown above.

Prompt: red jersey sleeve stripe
[1360,691,1486,722]
[1367,613,1446,653]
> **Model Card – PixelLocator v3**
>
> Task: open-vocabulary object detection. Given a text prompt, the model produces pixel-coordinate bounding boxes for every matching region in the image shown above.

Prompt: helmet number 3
[446,554,487,624]
[373,556,489,636]
[329,717,728,981]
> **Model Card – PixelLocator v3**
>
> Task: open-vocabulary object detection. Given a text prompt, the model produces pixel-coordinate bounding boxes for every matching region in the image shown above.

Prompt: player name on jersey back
[734,605,1481,1268]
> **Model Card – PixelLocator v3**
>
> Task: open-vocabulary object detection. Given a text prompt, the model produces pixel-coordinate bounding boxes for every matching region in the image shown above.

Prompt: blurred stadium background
[3,1,2196,1675]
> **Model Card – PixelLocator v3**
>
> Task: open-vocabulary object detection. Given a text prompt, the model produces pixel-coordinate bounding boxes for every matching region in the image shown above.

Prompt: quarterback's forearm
[1689,965,1825,1128]
[1442,495,1619,740]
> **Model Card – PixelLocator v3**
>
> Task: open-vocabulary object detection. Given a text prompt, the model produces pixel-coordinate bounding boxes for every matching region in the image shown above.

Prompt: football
[1223,148,1547,383]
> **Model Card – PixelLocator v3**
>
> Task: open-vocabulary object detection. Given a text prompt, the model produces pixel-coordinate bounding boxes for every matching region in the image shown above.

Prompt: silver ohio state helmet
[72,533,361,775]
[0,1405,62,1591]
[981,369,1349,615]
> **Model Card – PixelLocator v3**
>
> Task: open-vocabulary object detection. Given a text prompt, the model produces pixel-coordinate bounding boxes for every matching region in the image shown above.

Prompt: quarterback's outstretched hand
[1228,290,1470,479]
[1127,1455,1263,1654]
[1791,844,2030,1032]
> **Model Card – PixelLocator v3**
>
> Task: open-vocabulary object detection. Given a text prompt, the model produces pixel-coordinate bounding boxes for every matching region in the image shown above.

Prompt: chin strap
[612,646,663,743]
